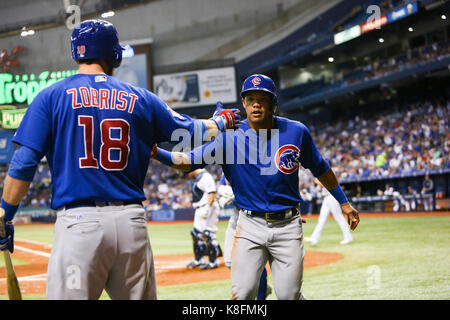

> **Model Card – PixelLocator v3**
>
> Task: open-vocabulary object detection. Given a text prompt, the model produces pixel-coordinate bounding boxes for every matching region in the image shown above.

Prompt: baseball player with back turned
[0,19,239,299]
[152,74,360,300]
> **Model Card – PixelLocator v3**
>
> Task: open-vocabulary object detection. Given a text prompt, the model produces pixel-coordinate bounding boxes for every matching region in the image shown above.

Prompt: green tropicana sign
[0,69,78,106]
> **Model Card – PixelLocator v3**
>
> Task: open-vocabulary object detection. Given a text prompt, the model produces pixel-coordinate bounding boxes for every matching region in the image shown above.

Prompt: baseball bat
[0,208,22,300]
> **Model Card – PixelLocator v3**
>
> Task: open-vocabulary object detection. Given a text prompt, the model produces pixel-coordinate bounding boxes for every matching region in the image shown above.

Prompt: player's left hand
[211,101,241,131]
[0,219,14,253]
[341,203,360,230]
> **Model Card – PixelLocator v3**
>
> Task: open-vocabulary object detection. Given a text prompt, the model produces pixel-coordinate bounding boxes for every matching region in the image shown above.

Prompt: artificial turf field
[1,212,449,300]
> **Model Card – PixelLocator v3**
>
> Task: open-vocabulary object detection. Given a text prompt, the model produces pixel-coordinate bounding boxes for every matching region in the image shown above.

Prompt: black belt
[65,200,142,210]
[239,207,299,222]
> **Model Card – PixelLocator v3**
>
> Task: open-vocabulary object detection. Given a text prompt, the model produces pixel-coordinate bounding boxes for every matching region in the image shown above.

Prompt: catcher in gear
[185,169,223,270]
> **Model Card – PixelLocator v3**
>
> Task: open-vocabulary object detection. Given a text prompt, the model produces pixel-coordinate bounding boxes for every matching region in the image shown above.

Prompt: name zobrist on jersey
[66,87,138,114]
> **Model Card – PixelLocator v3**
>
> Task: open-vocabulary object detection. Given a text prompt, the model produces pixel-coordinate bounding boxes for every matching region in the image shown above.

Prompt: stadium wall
[0,0,308,73]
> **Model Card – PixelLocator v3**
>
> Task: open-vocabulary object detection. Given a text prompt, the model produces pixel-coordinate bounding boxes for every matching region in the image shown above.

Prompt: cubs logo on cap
[275,144,301,174]
[252,77,261,86]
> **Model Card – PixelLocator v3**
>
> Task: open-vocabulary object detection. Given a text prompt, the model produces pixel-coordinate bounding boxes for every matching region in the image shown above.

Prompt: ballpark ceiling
[0,0,155,38]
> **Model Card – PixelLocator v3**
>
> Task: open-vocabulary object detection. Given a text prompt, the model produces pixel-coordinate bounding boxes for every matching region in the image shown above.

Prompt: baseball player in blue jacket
[152,73,360,300]
[0,19,239,300]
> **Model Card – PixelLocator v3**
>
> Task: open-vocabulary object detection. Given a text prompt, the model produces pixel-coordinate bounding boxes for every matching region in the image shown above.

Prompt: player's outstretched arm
[317,168,360,230]
[151,144,193,171]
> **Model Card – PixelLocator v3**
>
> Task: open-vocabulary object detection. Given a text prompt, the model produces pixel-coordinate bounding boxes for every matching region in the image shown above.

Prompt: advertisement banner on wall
[0,70,78,106]
[387,2,418,23]
[153,67,237,108]
[334,25,362,45]
[1,107,26,129]
[360,15,388,34]
[115,45,148,90]
[0,130,15,164]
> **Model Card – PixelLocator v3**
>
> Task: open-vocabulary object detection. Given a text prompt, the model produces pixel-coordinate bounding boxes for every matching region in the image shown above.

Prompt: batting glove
[0,218,14,253]
[210,101,241,131]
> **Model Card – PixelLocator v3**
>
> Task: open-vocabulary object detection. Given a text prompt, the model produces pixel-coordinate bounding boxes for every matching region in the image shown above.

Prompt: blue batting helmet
[241,74,278,111]
[241,74,277,102]
[71,19,124,68]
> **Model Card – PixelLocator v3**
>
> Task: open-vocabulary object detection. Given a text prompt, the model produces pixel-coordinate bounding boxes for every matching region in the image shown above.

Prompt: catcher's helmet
[71,19,124,68]
[240,74,278,111]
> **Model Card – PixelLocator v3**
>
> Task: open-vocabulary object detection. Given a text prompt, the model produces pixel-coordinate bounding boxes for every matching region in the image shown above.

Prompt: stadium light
[408,27,414,32]
[101,11,115,18]
[442,14,447,20]
[20,29,35,37]
[379,38,385,43]
[328,57,334,63]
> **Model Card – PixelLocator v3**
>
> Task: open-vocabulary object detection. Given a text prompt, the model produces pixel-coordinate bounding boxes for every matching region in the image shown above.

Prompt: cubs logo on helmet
[251,77,261,86]
[275,145,301,174]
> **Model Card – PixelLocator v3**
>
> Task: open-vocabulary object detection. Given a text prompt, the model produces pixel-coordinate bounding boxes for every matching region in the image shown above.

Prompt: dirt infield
[0,239,343,296]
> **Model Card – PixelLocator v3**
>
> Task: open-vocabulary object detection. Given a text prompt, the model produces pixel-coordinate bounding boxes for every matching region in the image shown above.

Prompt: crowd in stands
[141,163,222,211]
[285,40,450,105]
[300,99,449,186]
[0,98,447,211]
[345,41,450,85]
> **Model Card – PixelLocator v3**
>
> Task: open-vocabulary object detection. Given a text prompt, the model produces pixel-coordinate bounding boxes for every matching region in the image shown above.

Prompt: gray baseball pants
[46,204,156,300]
[231,211,305,300]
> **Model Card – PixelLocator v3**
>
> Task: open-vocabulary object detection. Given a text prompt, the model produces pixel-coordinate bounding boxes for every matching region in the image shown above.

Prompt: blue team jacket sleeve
[12,89,52,154]
[299,125,330,177]
[151,93,198,144]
